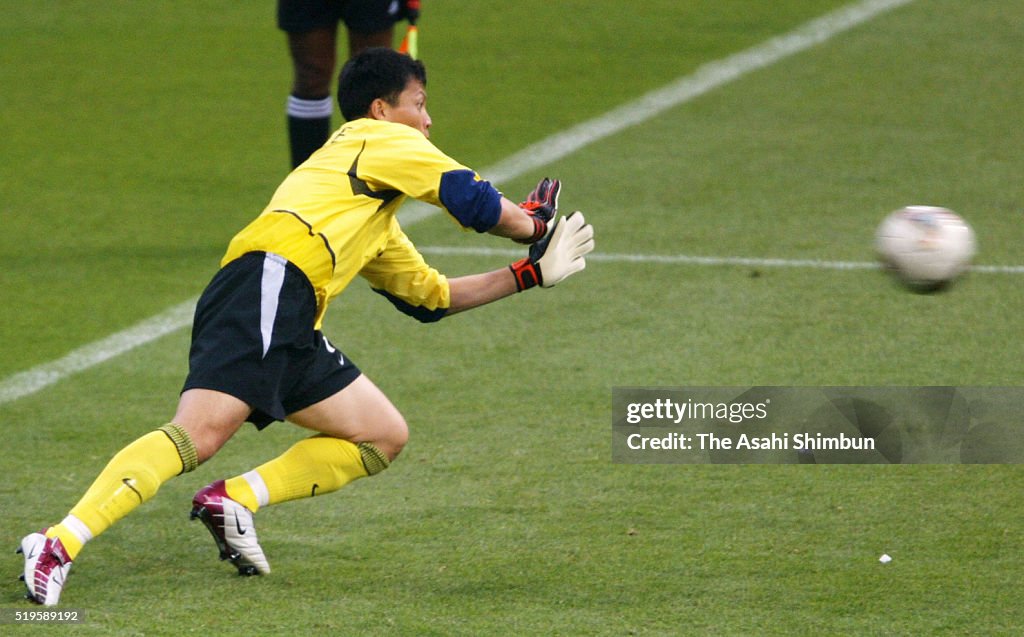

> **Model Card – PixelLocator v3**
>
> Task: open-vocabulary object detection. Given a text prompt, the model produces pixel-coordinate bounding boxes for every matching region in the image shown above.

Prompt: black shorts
[278,0,404,34]
[183,251,361,429]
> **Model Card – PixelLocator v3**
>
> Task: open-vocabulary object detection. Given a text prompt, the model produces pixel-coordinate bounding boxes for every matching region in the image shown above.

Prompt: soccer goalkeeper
[19,46,594,606]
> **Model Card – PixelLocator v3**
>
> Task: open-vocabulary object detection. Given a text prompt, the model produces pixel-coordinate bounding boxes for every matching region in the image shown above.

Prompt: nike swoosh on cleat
[235,515,248,535]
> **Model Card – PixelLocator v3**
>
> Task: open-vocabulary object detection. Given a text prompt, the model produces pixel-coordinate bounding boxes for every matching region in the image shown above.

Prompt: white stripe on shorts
[260,253,288,359]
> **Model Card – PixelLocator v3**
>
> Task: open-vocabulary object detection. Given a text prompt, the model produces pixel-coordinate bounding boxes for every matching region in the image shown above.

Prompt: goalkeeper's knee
[358,442,391,476]
[370,411,409,463]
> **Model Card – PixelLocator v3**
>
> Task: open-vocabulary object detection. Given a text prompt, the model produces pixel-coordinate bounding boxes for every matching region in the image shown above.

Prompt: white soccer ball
[875,206,976,291]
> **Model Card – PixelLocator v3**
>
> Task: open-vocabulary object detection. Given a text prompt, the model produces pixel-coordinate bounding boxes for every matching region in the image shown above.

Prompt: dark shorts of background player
[182,251,361,429]
[278,0,403,34]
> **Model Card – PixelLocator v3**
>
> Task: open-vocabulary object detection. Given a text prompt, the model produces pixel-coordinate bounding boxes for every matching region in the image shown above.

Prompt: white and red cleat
[190,480,270,576]
[18,531,73,606]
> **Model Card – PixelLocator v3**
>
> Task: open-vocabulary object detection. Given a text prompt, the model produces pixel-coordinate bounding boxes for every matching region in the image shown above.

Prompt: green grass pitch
[2,1,1023,634]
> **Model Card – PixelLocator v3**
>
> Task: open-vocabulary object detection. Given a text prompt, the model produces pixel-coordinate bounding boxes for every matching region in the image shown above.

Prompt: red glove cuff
[513,215,548,245]
[509,258,540,291]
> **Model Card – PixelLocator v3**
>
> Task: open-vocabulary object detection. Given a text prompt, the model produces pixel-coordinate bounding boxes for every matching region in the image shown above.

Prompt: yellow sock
[225,435,387,511]
[47,424,197,559]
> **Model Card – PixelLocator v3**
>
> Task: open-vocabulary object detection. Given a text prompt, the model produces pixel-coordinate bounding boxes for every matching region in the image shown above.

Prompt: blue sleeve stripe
[372,288,448,323]
[439,169,501,232]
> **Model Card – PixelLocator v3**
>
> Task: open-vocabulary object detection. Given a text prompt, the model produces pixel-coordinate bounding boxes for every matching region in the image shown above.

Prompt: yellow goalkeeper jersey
[222,118,502,327]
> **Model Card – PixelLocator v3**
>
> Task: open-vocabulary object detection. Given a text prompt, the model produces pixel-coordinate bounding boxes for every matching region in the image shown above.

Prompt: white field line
[419,245,1024,274]
[0,0,917,406]
[0,299,198,405]
[398,0,918,226]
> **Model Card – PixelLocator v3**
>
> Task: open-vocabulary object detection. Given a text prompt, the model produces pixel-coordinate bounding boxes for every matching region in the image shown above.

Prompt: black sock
[286,95,334,168]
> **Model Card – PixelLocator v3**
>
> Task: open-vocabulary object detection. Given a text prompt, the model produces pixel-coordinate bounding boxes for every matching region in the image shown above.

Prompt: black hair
[337,47,427,122]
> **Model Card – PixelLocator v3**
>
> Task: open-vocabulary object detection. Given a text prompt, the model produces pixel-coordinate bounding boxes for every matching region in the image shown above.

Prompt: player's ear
[368,98,389,121]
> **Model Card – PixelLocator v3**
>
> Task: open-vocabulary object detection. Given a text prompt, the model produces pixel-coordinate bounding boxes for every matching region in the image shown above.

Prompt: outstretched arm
[446,268,520,315]
[367,212,594,321]
[486,178,561,244]
[486,197,545,243]
[448,211,595,316]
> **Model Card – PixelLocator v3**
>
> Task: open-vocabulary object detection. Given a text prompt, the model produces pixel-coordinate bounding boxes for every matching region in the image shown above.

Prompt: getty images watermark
[612,387,1024,464]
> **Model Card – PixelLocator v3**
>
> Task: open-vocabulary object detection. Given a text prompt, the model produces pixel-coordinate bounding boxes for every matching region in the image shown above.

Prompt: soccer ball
[875,206,976,291]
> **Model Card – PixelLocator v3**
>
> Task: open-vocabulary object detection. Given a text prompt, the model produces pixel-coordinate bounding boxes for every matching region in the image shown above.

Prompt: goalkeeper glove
[516,177,561,244]
[509,211,594,291]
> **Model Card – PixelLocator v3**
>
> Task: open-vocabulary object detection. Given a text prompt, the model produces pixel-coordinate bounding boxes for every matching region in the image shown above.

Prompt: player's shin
[224,435,389,510]
[47,424,198,558]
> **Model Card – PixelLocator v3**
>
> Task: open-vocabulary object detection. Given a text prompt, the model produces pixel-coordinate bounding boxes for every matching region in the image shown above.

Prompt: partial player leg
[167,389,276,577]
[196,374,405,574]
[18,417,214,605]
[221,373,405,511]
[286,27,337,167]
[346,26,394,58]
[287,372,408,460]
